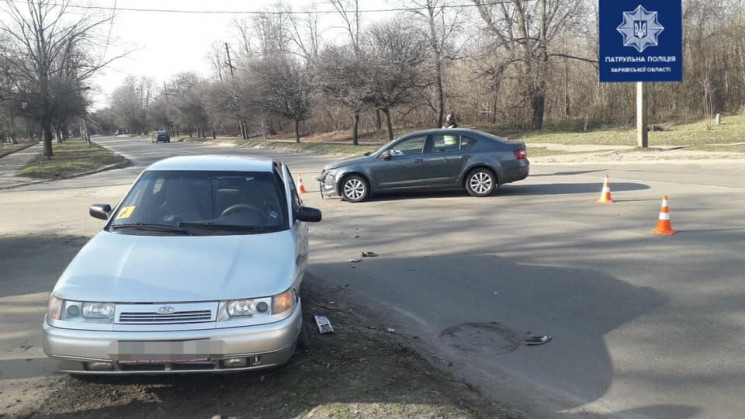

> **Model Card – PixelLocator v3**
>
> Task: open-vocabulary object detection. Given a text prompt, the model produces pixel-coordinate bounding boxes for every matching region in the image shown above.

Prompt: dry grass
[17,139,126,179]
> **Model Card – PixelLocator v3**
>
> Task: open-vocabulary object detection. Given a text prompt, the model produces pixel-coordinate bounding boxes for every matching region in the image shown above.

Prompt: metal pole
[637,82,648,148]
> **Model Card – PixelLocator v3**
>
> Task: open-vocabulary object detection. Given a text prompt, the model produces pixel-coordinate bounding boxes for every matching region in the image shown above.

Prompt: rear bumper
[501,160,530,184]
[42,304,302,374]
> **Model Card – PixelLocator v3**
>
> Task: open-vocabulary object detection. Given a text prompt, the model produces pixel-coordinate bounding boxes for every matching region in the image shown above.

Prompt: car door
[281,164,308,287]
[369,135,429,190]
[420,133,469,185]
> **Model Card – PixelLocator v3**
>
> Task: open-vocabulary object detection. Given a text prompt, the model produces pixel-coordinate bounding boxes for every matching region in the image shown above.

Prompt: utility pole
[636,82,648,148]
[225,42,246,140]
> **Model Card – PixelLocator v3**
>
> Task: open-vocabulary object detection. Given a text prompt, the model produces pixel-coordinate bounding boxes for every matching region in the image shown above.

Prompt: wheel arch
[337,171,373,194]
[463,164,499,187]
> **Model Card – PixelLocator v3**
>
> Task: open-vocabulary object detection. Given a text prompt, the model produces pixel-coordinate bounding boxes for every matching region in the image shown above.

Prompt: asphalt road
[1,136,744,418]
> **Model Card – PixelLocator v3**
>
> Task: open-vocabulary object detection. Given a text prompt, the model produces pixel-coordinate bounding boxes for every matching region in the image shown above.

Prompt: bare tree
[406,0,463,127]
[472,0,584,129]
[252,54,312,142]
[315,45,368,145]
[0,0,121,158]
[364,20,429,141]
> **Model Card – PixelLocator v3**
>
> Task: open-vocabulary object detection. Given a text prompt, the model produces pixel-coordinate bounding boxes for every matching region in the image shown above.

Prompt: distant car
[43,155,322,374]
[317,128,529,202]
[152,131,170,143]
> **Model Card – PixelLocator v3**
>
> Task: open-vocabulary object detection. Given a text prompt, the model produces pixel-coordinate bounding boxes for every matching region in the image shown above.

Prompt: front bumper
[42,304,302,374]
[316,172,341,198]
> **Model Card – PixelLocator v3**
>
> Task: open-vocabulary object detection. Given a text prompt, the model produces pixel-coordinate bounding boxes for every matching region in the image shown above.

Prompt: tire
[341,174,369,202]
[465,167,497,197]
[296,320,311,351]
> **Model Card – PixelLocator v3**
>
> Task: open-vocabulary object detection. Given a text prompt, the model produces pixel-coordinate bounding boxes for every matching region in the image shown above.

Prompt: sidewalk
[0,144,41,189]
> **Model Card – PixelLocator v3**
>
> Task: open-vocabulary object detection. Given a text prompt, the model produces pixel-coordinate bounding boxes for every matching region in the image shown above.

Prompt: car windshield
[109,170,288,235]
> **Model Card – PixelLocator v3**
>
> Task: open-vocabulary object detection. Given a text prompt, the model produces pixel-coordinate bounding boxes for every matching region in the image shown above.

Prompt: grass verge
[0,142,30,155]
[474,114,745,148]
[246,139,381,155]
[17,139,126,179]
[32,279,519,418]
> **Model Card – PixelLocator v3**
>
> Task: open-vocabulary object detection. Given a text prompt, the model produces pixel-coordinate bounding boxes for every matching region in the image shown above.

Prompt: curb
[0,142,39,159]
[0,159,131,191]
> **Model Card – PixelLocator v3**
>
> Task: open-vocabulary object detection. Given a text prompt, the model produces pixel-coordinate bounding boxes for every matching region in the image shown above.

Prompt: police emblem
[617,5,664,53]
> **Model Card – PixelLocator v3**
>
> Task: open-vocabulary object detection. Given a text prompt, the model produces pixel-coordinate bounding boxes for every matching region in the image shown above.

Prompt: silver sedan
[43,155,321,374]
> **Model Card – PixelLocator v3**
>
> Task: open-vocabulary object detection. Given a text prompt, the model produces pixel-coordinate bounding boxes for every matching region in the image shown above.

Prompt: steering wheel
[220,203,265,218]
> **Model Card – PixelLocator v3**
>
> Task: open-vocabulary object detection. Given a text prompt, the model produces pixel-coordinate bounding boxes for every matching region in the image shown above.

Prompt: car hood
[325,155,375,170]
[53,230,297,303]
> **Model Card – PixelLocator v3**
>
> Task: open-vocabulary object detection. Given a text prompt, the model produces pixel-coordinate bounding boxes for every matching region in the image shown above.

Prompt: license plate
[116,340,211,363]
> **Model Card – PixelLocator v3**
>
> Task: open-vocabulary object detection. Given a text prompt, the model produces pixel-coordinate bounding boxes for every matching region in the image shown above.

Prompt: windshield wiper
[178,222,268,234]
[111,223,192,235]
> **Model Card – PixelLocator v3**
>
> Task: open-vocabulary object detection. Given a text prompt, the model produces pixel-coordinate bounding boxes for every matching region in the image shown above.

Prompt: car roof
[145,155,276,172]
[401,128,505,139]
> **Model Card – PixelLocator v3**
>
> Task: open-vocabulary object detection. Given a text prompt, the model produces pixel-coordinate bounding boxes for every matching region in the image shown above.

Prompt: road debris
[386,328,396,333]
[314,314,334,334]
[361,251,378,257]
[348,258,361,263]
[524,335,552,345]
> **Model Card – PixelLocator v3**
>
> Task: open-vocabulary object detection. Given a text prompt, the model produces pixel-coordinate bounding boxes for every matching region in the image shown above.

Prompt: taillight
[514,148,527,159]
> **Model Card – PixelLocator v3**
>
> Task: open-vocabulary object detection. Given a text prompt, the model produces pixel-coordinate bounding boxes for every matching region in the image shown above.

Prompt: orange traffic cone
[652,195,677,235]
[597,174,614,203]
[298,175,307,194]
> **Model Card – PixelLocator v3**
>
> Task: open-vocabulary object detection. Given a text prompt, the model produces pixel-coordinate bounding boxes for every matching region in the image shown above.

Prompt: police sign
[599,0,682,82]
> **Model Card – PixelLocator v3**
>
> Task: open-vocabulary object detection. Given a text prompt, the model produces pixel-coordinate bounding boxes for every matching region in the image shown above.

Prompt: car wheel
[465,168,496,197]
[296,320,311,351]
[341,174,369,202]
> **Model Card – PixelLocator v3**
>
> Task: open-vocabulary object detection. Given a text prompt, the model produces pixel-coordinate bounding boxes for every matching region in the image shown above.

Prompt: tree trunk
[54,126,63,144]
[382,108,393,141]
[41,121,54,159]
[212,129,216,139]
[352,111,360,146]
[9,114,17,144]
[375,109,382,133]
[530,89,545,130]
[294,119,301,143]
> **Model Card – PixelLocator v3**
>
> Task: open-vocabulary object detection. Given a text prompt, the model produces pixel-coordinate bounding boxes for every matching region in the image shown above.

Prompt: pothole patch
[439,322,521,355]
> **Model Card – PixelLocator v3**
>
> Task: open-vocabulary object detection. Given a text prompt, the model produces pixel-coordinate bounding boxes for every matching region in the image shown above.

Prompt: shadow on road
[530,169,608,177]
[0,234,88,297]
[307,250,670,416]
[500,182,649,196]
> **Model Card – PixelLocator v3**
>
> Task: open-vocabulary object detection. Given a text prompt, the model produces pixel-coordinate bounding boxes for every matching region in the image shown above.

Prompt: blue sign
[599,0,682,82]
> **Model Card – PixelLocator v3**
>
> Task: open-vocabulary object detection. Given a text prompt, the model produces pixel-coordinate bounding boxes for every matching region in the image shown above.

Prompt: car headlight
[46,296,115,323]
[272,289,295,315]
[217,289,296,321]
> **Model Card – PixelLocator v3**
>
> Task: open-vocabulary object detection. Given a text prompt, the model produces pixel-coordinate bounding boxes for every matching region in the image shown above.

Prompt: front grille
[119,310,212,324]
[118,362,217,372]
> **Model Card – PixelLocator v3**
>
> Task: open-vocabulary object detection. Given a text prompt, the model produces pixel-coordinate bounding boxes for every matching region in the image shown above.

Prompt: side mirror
[380,151,392,160]
[297,206,322,223]
[364,152,371,156]
[90,203,112,220]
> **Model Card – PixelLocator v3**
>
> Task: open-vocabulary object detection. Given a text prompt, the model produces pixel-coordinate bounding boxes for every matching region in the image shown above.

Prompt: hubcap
[344,179,365,200]
[469,172,492,194]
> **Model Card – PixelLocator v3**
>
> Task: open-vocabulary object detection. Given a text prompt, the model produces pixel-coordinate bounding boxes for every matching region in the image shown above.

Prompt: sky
[77,0,401,108]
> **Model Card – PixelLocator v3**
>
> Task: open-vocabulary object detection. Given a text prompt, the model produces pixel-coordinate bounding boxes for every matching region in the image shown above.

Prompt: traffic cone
[597,174,614,203]
[298,175,307,194]
[652,195,677,235]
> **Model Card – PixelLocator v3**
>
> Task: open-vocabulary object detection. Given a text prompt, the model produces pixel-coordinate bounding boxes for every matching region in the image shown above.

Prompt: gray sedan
[317,129,529,202]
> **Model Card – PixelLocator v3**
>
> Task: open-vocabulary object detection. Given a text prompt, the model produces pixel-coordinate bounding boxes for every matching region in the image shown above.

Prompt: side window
[390,136,427,156]
[432,134,460,152]
[461,136,477,150]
